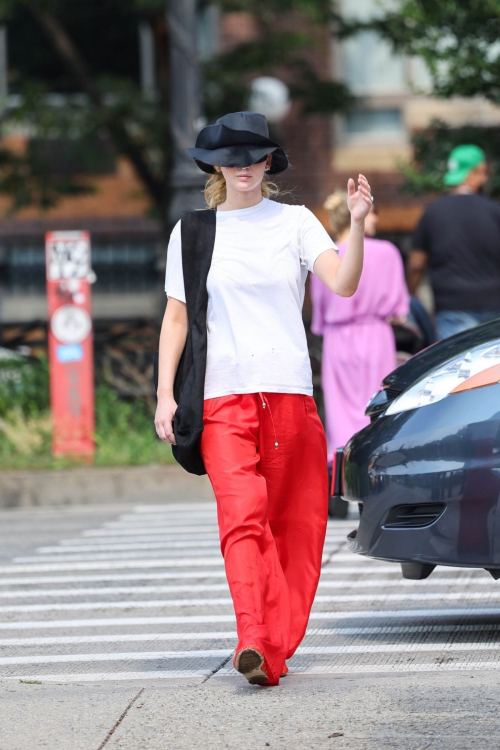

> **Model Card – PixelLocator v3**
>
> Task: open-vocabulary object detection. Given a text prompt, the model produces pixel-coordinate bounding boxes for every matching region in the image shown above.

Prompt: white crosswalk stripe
[2,622,500,648]
[3,607,500,632]
[101,523,219,532]
[38,534,347,554]
[0,575,496,600]
[1,558,226,573]
[3,589,500,615]
[1,504,500,684]
[36,540,225,553]
[82,529,221,538]
[0,632,239,646]
[0,566,482,587]
[5,639,500,668]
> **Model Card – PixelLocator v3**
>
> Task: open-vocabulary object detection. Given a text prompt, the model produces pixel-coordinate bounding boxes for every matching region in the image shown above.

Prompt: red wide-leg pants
[200,392,328,685]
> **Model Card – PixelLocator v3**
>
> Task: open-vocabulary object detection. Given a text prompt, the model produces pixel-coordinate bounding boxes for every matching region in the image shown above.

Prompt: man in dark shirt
[408,144,500,340]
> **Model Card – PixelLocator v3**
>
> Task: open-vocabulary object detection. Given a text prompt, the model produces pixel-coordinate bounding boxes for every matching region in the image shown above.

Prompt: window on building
[344,108,404,139]
[341,31,406,97]
[339,0,406,97]
[3,241,160,295]
[337,0,409,142]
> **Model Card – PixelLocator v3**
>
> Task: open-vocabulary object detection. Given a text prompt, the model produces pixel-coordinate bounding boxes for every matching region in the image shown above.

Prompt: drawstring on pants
[258,392,279,449]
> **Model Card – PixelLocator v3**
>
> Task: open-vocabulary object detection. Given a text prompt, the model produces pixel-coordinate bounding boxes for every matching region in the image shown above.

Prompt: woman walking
[311,191,409,461]
[155,112,373,686]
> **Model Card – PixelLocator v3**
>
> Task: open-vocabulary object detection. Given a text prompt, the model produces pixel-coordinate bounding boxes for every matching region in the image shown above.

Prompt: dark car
[341,318,500,581]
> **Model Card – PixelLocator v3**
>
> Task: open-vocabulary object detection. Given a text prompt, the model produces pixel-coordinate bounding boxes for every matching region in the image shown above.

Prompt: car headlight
[386,339,500,416]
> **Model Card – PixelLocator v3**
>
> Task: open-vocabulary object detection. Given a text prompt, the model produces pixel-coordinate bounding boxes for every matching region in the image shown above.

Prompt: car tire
[400,562,436,580]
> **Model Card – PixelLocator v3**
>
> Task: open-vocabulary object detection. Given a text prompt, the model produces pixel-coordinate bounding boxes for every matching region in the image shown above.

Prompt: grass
[0,358,174,471]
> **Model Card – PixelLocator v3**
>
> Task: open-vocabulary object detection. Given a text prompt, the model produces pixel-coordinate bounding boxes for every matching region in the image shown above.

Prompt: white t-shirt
[165,198,336,399]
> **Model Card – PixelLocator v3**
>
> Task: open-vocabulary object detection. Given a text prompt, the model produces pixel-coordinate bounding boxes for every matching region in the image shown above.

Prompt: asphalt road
[0,501,500,749]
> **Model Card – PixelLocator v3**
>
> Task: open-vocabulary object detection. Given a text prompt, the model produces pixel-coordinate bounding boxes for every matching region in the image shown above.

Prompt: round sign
[51,305,92,345]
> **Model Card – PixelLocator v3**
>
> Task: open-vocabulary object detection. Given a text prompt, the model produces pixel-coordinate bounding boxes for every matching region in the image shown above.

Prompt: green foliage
[6,1,141,91]
[204,2,353,120]
[339,0,500,103]
[0,1,170,218]
[399,119,500,197]
[0,356,53,466]
[0,81,98,212]
[203,30,310,120]
[0,0,353,217]
[0,357,173,469]
[334,2,500,194]
[0,73,170,213]
[0,356,49,418]
[93,383,172,468]
[288,65,353,116]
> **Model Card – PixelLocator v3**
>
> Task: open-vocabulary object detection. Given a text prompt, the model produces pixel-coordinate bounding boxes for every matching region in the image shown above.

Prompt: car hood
[383,317,500,393]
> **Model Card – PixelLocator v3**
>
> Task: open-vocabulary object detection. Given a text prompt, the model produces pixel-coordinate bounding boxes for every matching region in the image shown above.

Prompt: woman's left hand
[347,174,373,224]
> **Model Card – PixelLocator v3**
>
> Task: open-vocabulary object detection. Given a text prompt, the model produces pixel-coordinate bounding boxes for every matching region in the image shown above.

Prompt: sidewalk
[1,671,498,750]
[0,465,213,508]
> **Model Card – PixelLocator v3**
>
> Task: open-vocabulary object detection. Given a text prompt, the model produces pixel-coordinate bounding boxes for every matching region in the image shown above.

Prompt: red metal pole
[45,231,95,458]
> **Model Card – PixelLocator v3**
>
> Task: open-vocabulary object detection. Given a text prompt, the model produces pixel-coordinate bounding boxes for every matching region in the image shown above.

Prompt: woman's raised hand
[347,174,373,224]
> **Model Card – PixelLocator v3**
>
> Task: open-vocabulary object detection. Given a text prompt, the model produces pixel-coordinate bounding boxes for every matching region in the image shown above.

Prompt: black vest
[171,208,216,475]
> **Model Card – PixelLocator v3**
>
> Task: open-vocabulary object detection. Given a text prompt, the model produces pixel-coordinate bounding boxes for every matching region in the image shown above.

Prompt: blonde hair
[204,171,281,209]
[323,190,350,240]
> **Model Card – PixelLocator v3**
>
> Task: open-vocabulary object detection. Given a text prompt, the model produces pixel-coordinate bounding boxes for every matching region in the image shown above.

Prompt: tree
[355,0,500,104]
[0,0,353,231]
[204,0,353,121]
[0,0,172,227]
[336,1,500,194]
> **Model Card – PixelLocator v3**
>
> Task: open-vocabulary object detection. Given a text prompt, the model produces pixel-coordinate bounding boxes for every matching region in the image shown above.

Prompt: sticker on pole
[50,304,92,345]
[56,344,84,363]
[46,231,93,282]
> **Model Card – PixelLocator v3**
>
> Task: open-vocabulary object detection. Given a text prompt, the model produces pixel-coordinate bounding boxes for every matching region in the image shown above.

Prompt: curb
[0,464,213,508]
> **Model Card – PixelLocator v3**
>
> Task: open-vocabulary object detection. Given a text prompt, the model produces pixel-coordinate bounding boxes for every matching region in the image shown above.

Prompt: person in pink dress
[311,191,410,463]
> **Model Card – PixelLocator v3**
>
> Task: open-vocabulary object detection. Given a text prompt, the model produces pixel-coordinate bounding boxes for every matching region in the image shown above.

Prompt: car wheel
[400,562,436,580]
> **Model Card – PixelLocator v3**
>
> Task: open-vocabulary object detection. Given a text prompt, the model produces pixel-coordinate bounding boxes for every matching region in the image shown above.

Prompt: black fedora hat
[187,111,289,175]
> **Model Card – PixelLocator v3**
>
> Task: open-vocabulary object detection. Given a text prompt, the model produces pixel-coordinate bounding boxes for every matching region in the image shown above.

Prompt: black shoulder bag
[154,208,216,475]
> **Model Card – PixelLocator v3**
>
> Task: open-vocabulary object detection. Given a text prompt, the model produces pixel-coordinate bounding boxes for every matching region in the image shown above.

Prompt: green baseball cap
[444,144,486,186]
